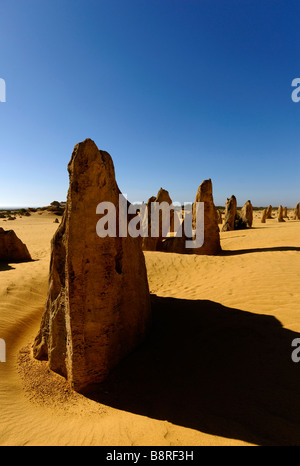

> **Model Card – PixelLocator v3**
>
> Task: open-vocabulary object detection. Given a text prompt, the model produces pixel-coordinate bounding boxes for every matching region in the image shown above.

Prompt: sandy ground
[0,210,300,446]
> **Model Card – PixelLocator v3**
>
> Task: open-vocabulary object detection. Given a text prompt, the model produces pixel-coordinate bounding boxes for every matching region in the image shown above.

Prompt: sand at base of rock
[0,211,300,446]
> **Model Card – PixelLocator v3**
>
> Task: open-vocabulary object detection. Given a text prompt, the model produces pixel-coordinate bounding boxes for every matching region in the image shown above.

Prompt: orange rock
[0,228,31,262]
[33,139,151,393]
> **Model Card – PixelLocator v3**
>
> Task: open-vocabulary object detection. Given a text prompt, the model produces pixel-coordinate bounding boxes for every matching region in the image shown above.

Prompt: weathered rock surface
[222,195,237,232]
[0,228,32,262]
[161,179,221,255]
[216,209,222,225]
[191,179,221,254]
[283,207,288,218]
[142,188,175,251]
[33,139,151,393]
[141,196,158,251]
[241,200,253,228]
[266,205,273,219]
[261,209,267,223]
[277,205,285,222]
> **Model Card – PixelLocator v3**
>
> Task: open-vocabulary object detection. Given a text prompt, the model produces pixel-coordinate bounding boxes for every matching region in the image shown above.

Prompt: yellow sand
[0,210,300,446]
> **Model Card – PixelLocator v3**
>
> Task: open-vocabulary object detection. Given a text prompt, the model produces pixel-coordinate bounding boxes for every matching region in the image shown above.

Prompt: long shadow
[83,295,300,446]
[222,246,300,256]
[0,262,15,271]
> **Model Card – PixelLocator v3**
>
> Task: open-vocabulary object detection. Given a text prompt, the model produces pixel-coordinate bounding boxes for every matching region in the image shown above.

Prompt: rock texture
[33,139,151,393]
[156,188,175,233]
[283,207,288,218]
[261,209,267,223]
[241,200,253,228]
[266,205,273,219]
[142,188,175,251]
[141,196,158,251]
[216,209,222,225]
[0,228,32,262]
[191,179,221,254]
[222,195,237,232]
[277,205,285,222]
[162,179,221,255]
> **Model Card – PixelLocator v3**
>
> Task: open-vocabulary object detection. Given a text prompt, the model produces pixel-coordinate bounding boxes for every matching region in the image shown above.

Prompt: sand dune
[0,212,300,445]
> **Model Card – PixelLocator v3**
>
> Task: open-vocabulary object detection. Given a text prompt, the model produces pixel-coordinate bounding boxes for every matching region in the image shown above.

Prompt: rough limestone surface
[142,188,175,251]
[162,179,221,255]
[0,228,32,262]
[222,195,237,232]
[283,207,288,218]
[216,209,222,225]
[191,179,221,254]
[277,205,285,222]
[293,203,300,220]
[261,209,267,223]
[156,187,175,234]
[241,200,253,228]
[266,205,273,219]
[33,139,151,393]
[141,196,158,251]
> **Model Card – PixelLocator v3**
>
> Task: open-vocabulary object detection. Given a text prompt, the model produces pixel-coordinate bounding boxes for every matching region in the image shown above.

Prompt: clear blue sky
[0,0,299,208]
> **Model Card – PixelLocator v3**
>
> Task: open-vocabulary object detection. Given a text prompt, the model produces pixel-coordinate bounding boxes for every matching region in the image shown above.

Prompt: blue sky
[0,0,299,207]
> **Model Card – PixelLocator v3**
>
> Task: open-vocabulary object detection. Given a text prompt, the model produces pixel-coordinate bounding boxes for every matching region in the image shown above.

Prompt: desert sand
[1,209,300,446]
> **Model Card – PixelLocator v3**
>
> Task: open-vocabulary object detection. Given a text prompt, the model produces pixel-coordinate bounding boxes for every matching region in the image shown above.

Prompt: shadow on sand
[222,246,300,256]
[0,262,15,271]
[83,295,300,446]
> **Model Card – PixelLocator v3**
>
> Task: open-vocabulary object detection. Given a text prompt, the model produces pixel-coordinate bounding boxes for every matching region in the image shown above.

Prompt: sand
[0,210,300,446]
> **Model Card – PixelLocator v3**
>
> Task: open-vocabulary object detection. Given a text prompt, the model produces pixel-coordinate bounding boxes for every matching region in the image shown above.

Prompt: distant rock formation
[277,205,285,222]
[141,196,158,251]
[216,209,222,225]
[266,205,273,219]
[33,139,151,393]
[261,209,267,223]
[37,201,66,216]
[142,188,175,251]
[191,179,221,254]
[156,188,175,233]
[241,200,253,228]
[222,195,237,232]
[283,207,288,218]
[0,228,32,262]
[161,179,221,255]
[293,203,300,220]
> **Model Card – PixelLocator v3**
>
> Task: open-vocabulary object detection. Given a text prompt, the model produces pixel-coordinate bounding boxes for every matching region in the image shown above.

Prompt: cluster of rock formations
[27,138,300,394]
[33,139,151,393]
[260,204,300,223]
[37,202,65,216]
[0,228,31,262]
[142,188,175,252]
[221,197,254,232]
[143,179,221,256]
[32,140,227,391]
